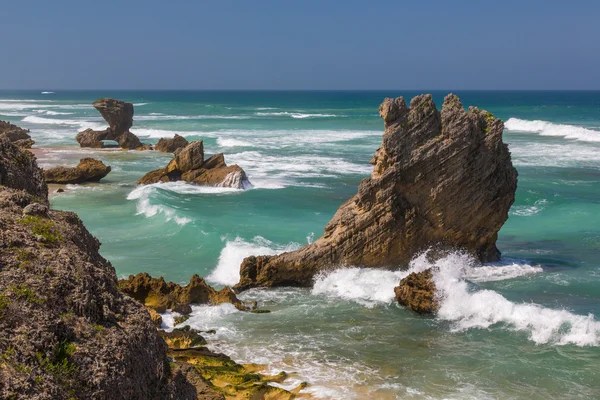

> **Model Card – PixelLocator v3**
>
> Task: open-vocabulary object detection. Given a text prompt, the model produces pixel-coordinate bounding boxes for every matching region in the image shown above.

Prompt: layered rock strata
[76,98,151,150]
[43,158,111,184]
[137,140,251,189]
[155,134,190,153]
[235,94,518,291]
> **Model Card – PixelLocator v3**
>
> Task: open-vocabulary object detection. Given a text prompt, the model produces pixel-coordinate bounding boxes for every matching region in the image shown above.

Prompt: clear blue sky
[1,0,598,90]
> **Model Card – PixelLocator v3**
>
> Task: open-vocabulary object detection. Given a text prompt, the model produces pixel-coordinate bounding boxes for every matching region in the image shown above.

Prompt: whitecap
[207,237,301,286]
[126,184,193,226]
[505,118,600,143]
[216,137,252,147]
[510,199,548,216]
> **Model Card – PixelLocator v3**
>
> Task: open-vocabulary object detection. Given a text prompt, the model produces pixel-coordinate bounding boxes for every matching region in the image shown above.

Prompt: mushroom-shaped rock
[43,158,111,184]
[394,269,438,314]
[155,134,189,153]
[93,98,133,136]
[235,93,518,291]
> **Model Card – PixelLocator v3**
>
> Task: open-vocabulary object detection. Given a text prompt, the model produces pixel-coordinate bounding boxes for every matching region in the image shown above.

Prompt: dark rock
[43,158,111,184]
[137,140,251,189]
[394,269,439,314]
[235,94,518,291]
[155,134,189,153]
[0,142,196,398]
[160,329,207,349]
[0,120,34,148]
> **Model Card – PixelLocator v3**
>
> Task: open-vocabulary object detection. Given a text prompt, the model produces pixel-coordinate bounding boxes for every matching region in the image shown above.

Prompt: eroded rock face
[117,272,247,314]
[155,134,189,153]
[0,140,195,399]
[235,94,518,291]
[0,136,47,203]
[137,140,251,189]
[394,269,438,314]
[43,158,111,184]
[76,99,151,150]
[0,120,34,148]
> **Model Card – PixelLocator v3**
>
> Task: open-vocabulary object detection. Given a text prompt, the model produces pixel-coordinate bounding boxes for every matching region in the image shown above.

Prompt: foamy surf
[127,184,193,226]
[505,118,600,142]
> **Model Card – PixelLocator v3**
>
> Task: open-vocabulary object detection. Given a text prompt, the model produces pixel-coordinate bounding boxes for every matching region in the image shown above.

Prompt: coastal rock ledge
[43,157,111,184]
[235,94,518,291]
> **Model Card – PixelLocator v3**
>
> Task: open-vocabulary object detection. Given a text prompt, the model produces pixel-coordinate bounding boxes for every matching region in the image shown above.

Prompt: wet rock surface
[394,269,439,314]
[0,120,34,149]
[137,140,251,189]
[236,94,518,291]
[156,134,190,153]
[43,158,111,184]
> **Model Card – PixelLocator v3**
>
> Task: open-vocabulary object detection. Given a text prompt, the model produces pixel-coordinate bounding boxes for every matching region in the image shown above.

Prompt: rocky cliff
[137,140,251,189]
[0,137,196,399]
[235,94,518,291]
[76,99,151,150]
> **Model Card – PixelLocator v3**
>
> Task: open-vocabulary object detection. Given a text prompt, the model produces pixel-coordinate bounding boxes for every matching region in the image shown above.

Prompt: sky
[1,0,598,90]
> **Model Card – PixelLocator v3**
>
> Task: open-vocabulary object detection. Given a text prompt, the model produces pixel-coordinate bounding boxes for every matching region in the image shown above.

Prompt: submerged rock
[76,98,151,150]
[137,140,251,189]
[0,140,197,399]
[394,269,438,314]
[43,157,111,184]
[235,94,518,291]
[118,272,248,314]
[0,120,34,148]
[155,134,189,153]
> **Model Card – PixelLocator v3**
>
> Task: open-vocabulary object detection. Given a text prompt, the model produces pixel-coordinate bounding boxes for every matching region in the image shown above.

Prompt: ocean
[2,90,599,399]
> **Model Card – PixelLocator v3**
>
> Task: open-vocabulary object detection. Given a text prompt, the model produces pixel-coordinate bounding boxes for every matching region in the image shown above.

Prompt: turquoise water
[2,90,599,398]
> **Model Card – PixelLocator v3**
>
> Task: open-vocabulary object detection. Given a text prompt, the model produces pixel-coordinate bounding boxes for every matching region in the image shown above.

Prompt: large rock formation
[394,269,438,314]
[75,98,151,150]
[0,139,199,399]
[235,94,518,291]
[118,273,248,314]
[0,120,34,149]
[137,140,251,189]
[155,134,189,153]
[43,158,111,184]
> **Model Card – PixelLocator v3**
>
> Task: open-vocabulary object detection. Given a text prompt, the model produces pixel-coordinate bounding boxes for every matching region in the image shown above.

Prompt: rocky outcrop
[43,158,111,184]
[235,94,518,291]
[394,269,438,314]
[0,136,47,203]
[118,273,248,314]
[0,140,198,398]
[156,134,189,153]
[76,98,151,150]
[0,120,34,148]
[137,140,251,189]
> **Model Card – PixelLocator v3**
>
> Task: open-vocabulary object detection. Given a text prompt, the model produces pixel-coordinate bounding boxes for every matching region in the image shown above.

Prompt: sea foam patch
[505,118,600,143]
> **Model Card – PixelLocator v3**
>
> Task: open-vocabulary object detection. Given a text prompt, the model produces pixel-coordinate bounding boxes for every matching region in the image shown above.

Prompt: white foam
[409,252,600,346]
[216,137,252,147]
[312,268,406,307]
[21,115,106,131]
[207,237,301,286]
[131,128,203,139]
[510,199,548,217]
[255,111,339,118]
[505,118,600,143]
[41,91,55,94]
[36,110,73,116]
[134,114,252,121]
[126,184,193,225]
[509,141,600,168]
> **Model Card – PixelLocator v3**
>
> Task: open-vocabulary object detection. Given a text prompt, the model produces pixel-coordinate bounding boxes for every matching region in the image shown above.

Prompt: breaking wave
[505,118,600,142]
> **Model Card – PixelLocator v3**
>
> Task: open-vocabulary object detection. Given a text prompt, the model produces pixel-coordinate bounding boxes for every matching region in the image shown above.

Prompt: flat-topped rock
[43,157,111,184]
[235,93,518,291]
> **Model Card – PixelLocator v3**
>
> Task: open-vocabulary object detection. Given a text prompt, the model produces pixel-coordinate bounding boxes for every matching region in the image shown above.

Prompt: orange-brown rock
[155,134,189,153]
[76,98,152,150]
[118,272,247,314]
[394,269,439,314]
[43,157,111,184]
[137,140,251,189]
[0,120,34,148]
[235,94,518,291]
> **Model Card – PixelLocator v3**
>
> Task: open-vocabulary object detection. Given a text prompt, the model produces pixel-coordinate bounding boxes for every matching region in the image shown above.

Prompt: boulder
[137,140,251,189]
[0,140,196,399]
[76,98,151,150]
[117,272,248,314]
[235,94,518,291]
[160,327,207,349]
[0,120,34,148]
[394,269,438,314]
[155,134,189,153]
[43,158,111,184]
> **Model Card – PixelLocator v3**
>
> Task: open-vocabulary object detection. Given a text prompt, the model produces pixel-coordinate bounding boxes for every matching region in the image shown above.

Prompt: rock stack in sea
[76,98,152,150]
[137,140,251,189]
[155,134,189,153]
[235,94,518,291]
[0,120,35,149]
[43,158,111,184]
